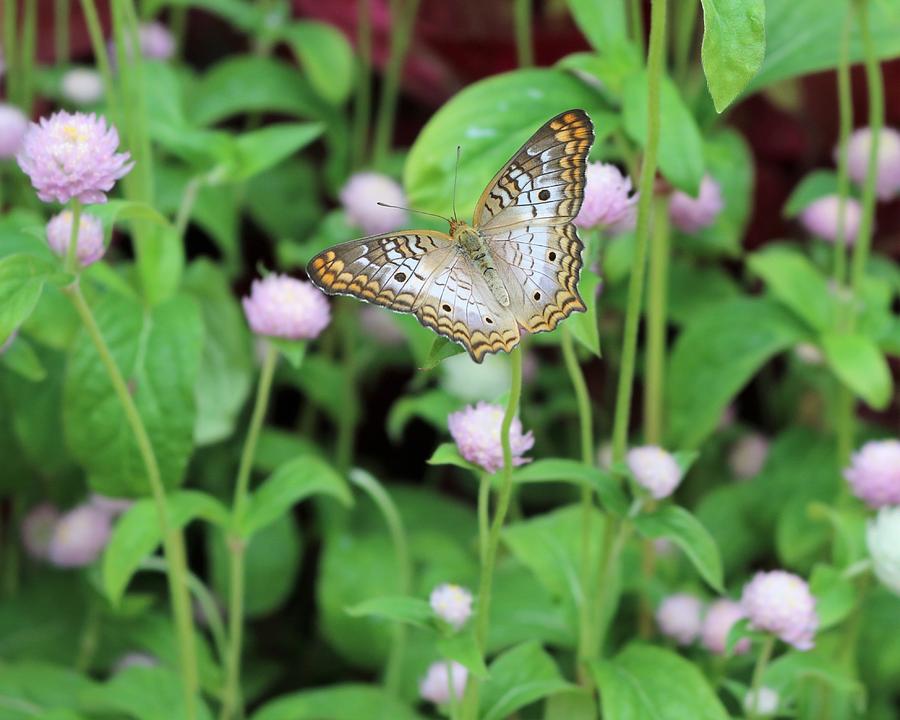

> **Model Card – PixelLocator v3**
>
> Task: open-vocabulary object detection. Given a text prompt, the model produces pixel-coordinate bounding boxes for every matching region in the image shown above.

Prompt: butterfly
[307,109,594,363]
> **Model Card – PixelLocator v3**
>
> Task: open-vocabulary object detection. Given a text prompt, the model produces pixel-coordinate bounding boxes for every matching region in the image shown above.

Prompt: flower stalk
[747,635,776,720]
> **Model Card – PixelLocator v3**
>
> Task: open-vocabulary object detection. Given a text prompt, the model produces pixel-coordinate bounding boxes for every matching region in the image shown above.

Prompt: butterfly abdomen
[454,225,511,307]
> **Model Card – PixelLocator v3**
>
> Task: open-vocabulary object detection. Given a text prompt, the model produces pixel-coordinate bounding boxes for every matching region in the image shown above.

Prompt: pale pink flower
[46,210,105,266]
[242,274,331,340]
[111,21,176,63]
[656,593,703,645]
[21,504,60,560]
[626,445,683,499]
[839,126,900,201]
[701,599,749,655]
[340,172,408,235]
[429,583,473,630]
[575,162,638,233]
[741,570,818,650]
[16,111,133,204]
[419,661,468,705]
[728,432,769,480]
[844,439,900,508]
[0,103,29,158]
[800,195,861,245]
[60,68,104,105]
[48,503,112,568]
[669,175,723,233]
[447,401,534,473]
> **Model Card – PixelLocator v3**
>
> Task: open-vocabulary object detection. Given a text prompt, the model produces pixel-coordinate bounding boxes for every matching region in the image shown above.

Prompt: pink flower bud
[656,593,703,645]
[46,210,105,267]
[447,401,534,474]
[340,172,408,235]
[419,661,467,705]
[670,175,723,233]
[575,162,638,233]
[429,583,473,630]
[844,439,900,508]
[48,503,112,568]
[626,445,683,499]
[800,194,861,245]
[741,570,818,650]
[701,599,749,655]
[242,274,331,340]
[0,103,29,158]
[839,126,900,201]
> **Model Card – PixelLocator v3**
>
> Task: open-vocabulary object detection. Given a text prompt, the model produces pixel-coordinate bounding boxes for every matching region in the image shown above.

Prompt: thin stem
[174,177,203,241]
[335,304,359,474]
[79,0,121,121]
[849,0,884,294]
[672,0,699,82]
[55,0,70,65]
[65,200,83,274]
[352,0,373,168]
[75,599,101,672]
[747,635,776,719]
[643,194,670,445]
[611,0,668,463]
[513,0,534,68]
[629,0,646,56]
[3,0,18,105]
[20,0,38,113]
[372,0,422,166]
[590,515,631,654]
[64,282,198,719]
[560,327,596,671]
[220,342,279,720]
[477,472,491,566]
[832,7,853,285]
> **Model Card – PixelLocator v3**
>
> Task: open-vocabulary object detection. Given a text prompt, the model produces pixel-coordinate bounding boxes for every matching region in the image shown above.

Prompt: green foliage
[279,21,355,106]
[784,170,842,217]
[821,331,893,409]
[0,254,68,345]
[81,665,212,720]
[250,684,427,720]
[565,0,628,51]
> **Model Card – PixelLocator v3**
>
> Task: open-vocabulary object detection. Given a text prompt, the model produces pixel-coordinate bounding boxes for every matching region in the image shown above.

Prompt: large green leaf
[666,298,806,448]
[0,661,96,719]
[279,21,355,105]
[700,0,766,112]
[821,331,893,409]
[250,684,426,720]
[81,666,212,720]
[224,123,324,182]
[566,0,628,51]
[512,459,628,516]
[592,644,729,720]
[0,254,66,345]
[622,72,704,195]
[63,294,203,496]
[405,68,610,219]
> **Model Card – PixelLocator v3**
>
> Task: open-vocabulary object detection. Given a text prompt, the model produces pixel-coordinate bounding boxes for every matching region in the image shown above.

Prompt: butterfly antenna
[452,145,462,221]
[377,202,450,223]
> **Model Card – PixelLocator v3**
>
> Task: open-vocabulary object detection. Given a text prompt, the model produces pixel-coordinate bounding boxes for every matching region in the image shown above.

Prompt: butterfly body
[309,109,594,362]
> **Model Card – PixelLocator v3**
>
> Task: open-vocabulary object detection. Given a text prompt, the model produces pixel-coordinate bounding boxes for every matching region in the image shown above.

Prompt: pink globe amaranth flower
[447,401,534,474]
[701,599,749,655]
[669,174,724,233]
[16,111,133,204]
[110,21,176,63]
[429,583,473,630]
[21,503,60,561]
[90,493,134,517]
[626,445,683,500]
[0,103,29,158]
[800,194,861,245]
[60,67,104,105]
[242,274,331,340]
[656,593,703,645]
[340,172,408,235]
[575,162,638,233]
[844,439,900,508]
[46,210,106,267]
[48,503,112,568]
[419,661,468,705]
[741,570,819,650]
[839,126,900,201]
[728,432,770,480]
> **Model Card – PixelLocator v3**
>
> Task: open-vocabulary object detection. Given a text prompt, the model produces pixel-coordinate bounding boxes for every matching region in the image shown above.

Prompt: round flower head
[447,401,534,474]
[419,661,468,705]
[626,445,683,499]
[90,493,134,517]
[16,111,133,204]
[800,194,861,245]
[0,103,29,158]
[575,162,638,233]
[429,583,473,630]
[839,126,900,201]
[340,172,408,235]
[844,439,900,508]
[866,507,900,597]
[21,503,60,560]
[46,210,105,267]
[242,274,331,340]
[60,68,105,105]
[440,352,511,402]
[701,599,749,655]
[728,432,769,480]
[741,570,818,650]
[138,22,176,60]
[669,174,723,233]
[48,503,112,568]
[744,687,779,717]
[656,593,703,645]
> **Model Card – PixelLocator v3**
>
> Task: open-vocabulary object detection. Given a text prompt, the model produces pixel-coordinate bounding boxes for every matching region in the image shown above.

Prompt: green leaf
[0,661,96,718]
[748,245,836,331]
[279,21,355,105]
[809,564,857,630]
[512,459,628,516]
[102,490,229,606]
[422,335,465,370]
[427,442,480,473]
[270,338,307,368]
[622,71,704,195]
[250,684,427,720]
[189,56,324,126]
[569,267,601,356]
[436,627,489,679]
[632,506,724,592]
[387,389,462,441]
[345,596,434,628]
[241,455,352,538]
[144,0,263,32]
[566,0,628,51]
[783,170,840,217]
[748,0,900,94]
[0,254,64,344]
[700,0,766,112]
[479,641,574,720]
[666,298,806,449]
[63,294,203,496]
[86,200,173,237]
[209,512,303,618]
[405,68,611,219]
[591,644,729,720]
[821,331,893,409]
[0,335,46,382]
[81,666,212,720]
[222,123,324,182]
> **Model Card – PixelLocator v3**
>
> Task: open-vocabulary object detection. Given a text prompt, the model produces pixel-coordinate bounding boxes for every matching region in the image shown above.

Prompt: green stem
[75,598,101,672]
[220,342,279,720]
[629,0,646,56]
[849,0,883,294]
[643,194,670,445]
[611,0,668,463]
[462,347,524,719]
[3,0,18,106]
[174,177,203,241]
[336,303,359,474]
[79,0,121,118]
[55,0,70,65]
[65,199,83,274]
[64,282,199,719]
[20,0,37,113]
[672,0,699,82]
[350,469,412,695]
[352,0,373,168]
[513,0,534,68]
[371,0,422,167]
[560,327,596,671]
[590,516,632,654]
[746,635,776,720]
[477,472,491,566]
[833,7,853,285]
